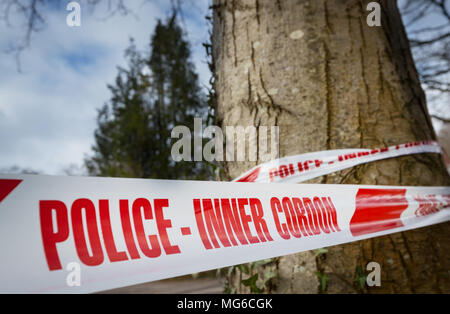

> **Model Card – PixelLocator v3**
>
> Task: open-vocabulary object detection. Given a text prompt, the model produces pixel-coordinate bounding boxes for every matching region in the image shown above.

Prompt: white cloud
[0,0,211,175]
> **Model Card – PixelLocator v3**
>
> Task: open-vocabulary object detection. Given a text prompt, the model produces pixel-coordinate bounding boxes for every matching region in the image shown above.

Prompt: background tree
[400,0,449,130]
[85,40,153,178]
[1,0,449,293]
[85,14,211,180]
[148,14,210,179]
[211,0,450,293]
[401,0,449,93]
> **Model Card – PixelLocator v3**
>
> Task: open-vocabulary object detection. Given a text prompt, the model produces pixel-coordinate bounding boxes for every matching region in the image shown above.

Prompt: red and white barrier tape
[0,173,448,293]
[234,140,442,183]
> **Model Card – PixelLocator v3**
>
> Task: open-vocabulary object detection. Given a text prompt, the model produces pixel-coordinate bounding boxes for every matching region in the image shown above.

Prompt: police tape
[0,174,448,293]
[234,140,442,183]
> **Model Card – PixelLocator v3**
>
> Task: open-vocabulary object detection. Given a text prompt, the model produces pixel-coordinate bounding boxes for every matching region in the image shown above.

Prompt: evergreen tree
[85,40,153,178]
[86,14,210,180]
[148,13,209,179]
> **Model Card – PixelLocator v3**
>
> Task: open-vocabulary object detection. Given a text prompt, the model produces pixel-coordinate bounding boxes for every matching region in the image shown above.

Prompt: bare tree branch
[401,0,449,117]
[409,32,450,46]
[431,115,450,123]
[0,0,186,71]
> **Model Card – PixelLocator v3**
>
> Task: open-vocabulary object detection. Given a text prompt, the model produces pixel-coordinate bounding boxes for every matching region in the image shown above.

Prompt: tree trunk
[212,0,450,293]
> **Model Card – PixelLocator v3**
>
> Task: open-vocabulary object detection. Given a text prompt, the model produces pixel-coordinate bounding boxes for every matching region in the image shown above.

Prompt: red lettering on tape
[40,198,179,271]
[270,196,341,240]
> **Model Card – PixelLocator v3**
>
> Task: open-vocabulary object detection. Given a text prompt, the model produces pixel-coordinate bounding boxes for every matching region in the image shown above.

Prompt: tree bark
[212,0,450,293]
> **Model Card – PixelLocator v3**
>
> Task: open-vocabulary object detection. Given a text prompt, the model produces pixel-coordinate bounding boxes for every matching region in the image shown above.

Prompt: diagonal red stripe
[0,179,22,204]
[350,188,408,237]
[236,167,261,182]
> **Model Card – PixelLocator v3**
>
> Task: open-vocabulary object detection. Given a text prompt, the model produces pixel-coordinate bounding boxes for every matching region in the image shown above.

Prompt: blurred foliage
[85,12,212,180]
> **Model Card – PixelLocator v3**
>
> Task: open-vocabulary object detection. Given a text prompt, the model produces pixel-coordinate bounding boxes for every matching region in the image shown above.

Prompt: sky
[0,0,211,175]
[0,0,447,175]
